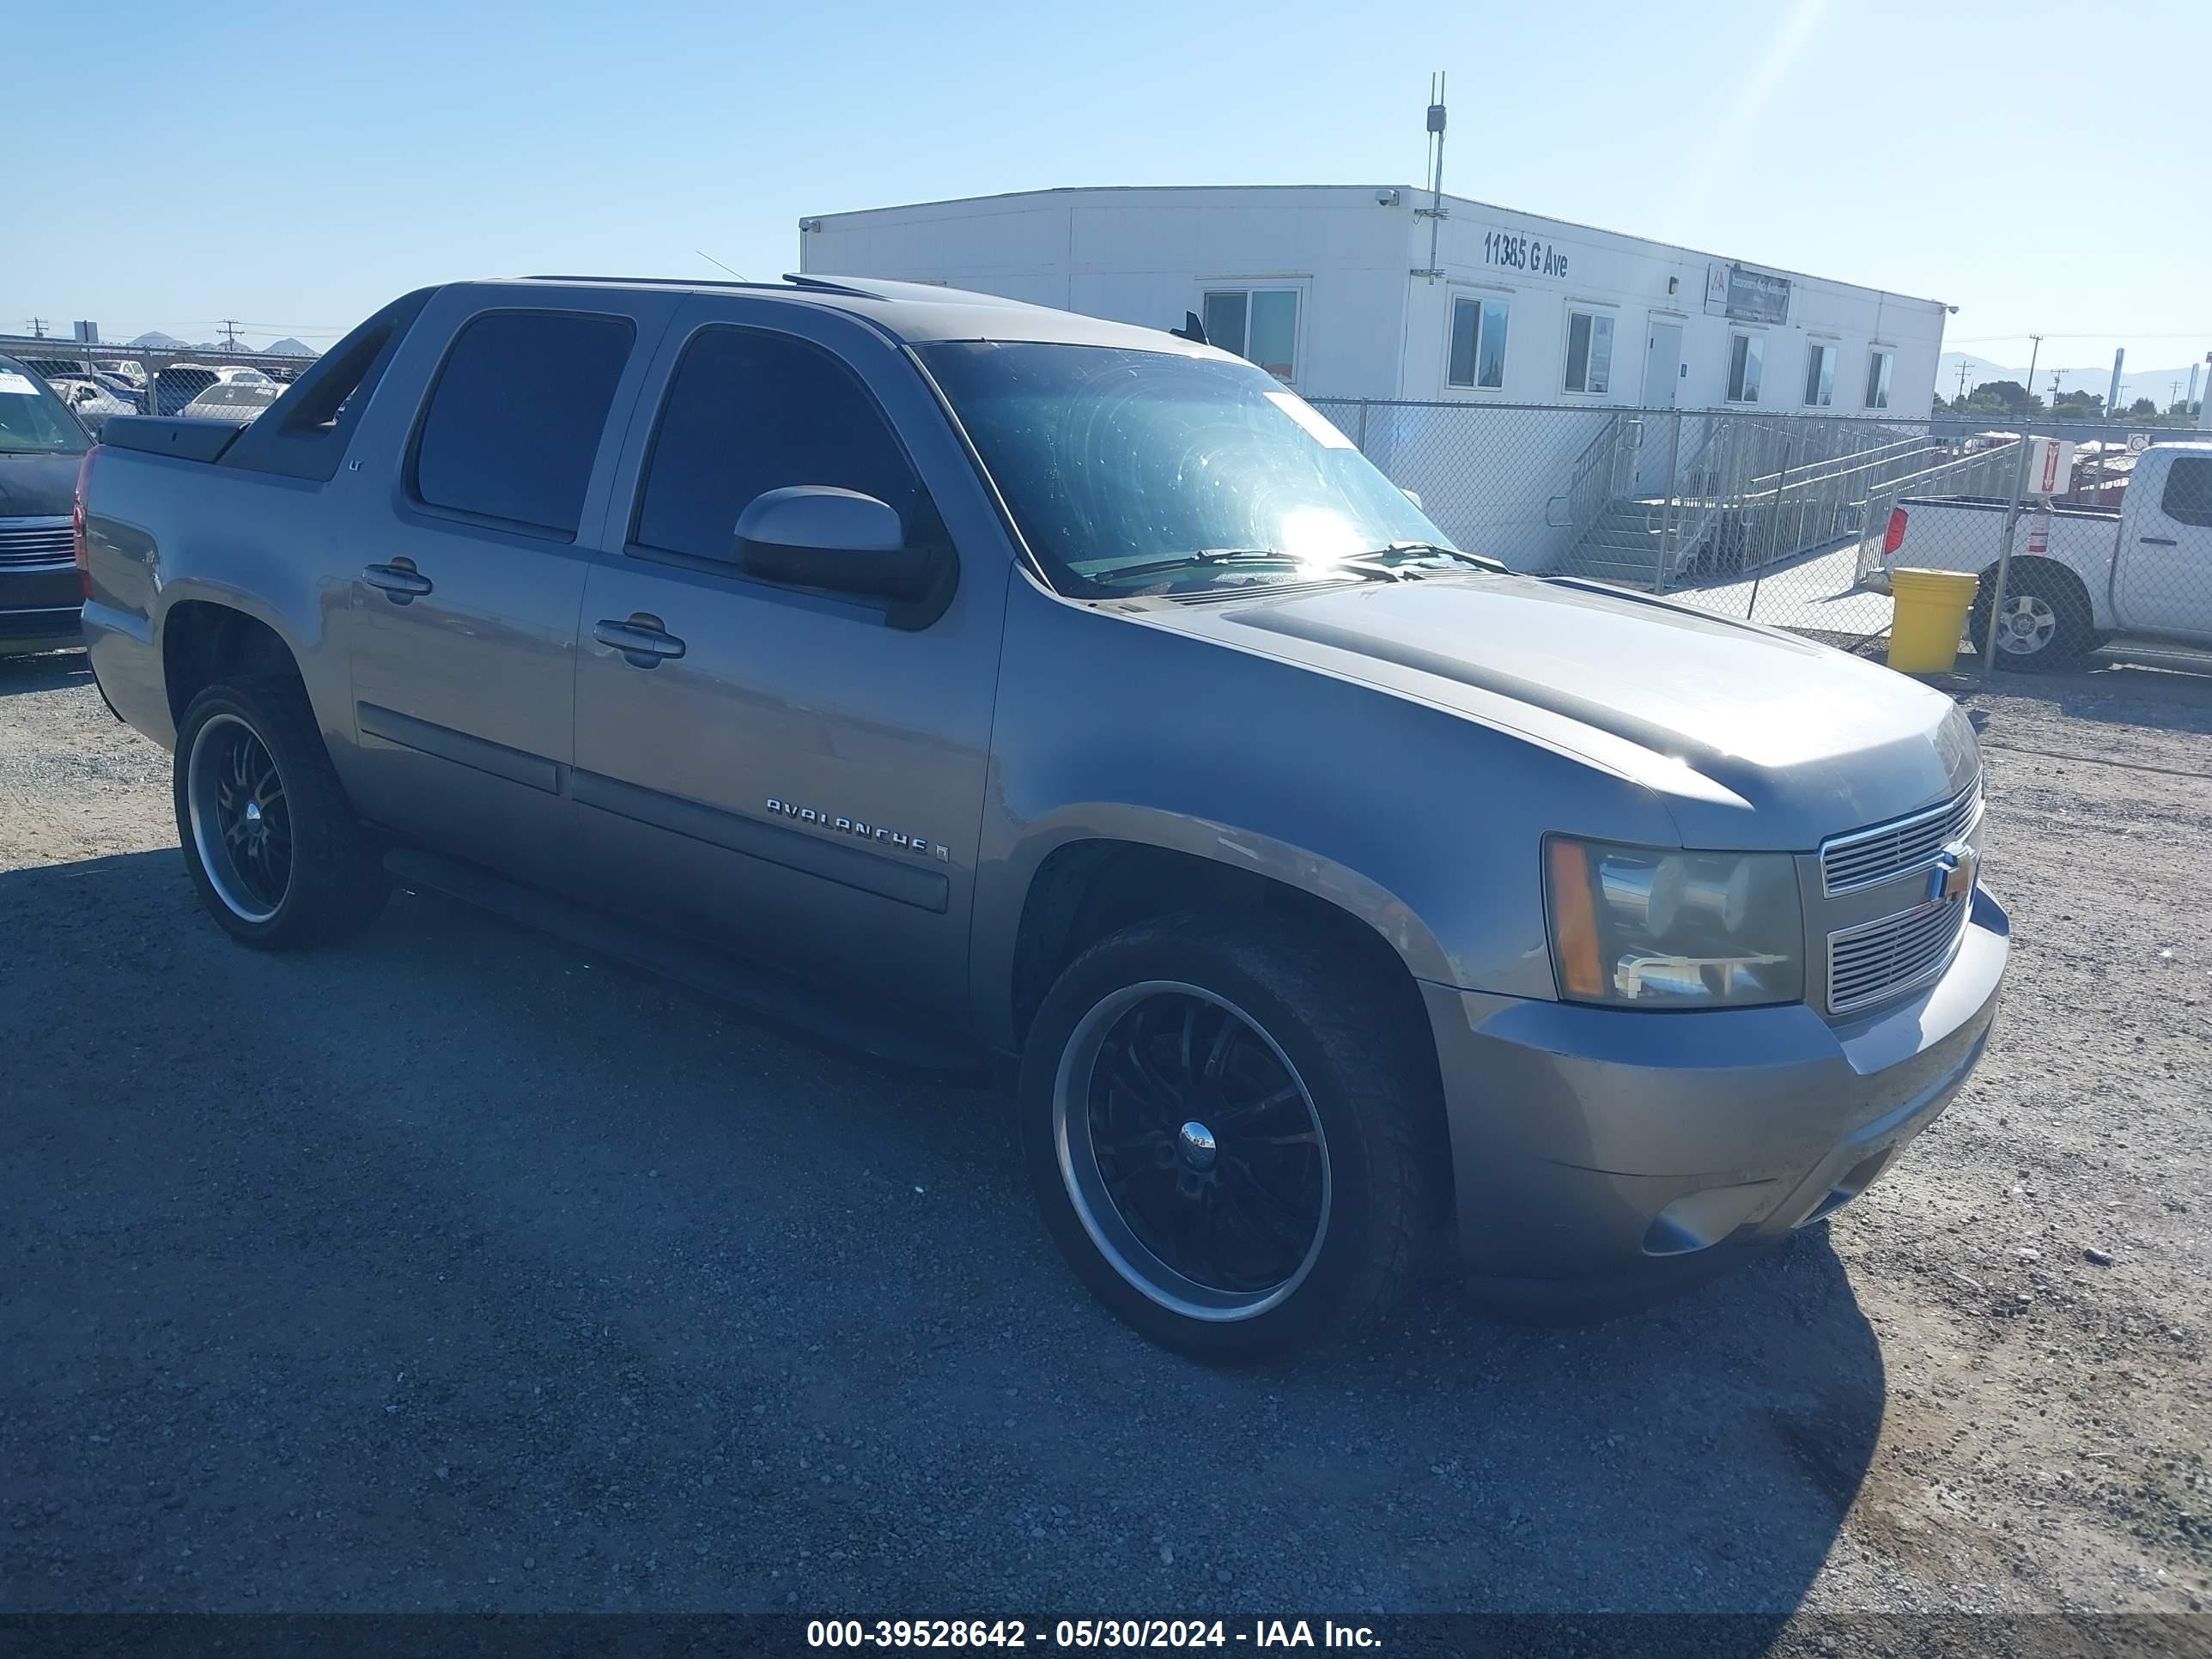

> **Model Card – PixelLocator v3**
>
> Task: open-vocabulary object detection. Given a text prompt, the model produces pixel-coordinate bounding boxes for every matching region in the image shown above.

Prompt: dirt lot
[2,651,2207,1628]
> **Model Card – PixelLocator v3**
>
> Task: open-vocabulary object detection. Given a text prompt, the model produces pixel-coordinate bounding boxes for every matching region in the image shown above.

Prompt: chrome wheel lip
[1996,592,2058,654]
[1052,979,1331,1324]
[185,712,290,924]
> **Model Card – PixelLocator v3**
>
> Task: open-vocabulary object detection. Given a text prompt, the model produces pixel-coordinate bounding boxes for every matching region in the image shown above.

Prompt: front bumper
[1,564,85,657]
[1423,886,2008,1301]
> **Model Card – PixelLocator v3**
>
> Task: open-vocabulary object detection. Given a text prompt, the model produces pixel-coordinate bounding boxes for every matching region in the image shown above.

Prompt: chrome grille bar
[1827,897,1972,1015]
[1820,781,1980,896]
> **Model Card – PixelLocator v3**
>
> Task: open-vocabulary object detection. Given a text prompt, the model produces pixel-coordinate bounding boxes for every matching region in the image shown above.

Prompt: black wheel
[1019,914,1440,1360]
[173,677,386,949]
[1968,561,2094,673]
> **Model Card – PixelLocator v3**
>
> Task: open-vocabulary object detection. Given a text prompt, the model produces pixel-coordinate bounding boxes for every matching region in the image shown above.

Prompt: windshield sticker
[1265,391,1355,450]
[0,372,41,397]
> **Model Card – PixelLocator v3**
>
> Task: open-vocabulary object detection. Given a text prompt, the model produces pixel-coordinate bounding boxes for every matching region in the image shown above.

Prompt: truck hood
[1131,573,1978,850]
[0,451,83,519]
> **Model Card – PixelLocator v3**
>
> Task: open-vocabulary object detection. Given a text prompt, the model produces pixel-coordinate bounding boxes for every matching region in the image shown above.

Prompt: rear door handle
[362,561,434,602]
[2138,536,2178,546]
[593,615,686,665]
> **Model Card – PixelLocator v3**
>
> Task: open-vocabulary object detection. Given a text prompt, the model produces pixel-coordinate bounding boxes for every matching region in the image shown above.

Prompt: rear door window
[631,325,921,561]
[2159,455,2212,531]
[410,310,635,538]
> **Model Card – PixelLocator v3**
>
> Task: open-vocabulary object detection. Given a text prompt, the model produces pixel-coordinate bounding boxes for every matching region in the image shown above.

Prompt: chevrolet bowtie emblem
[1928,841,1978,904]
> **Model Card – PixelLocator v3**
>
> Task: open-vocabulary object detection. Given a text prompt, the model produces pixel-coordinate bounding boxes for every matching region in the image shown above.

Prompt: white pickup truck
[1869,441,2212,671]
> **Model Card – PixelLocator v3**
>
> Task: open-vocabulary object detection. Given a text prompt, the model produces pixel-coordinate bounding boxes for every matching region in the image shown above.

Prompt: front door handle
[593,615,686,665]
[362,560,434,603]
[2138,536,2179,546]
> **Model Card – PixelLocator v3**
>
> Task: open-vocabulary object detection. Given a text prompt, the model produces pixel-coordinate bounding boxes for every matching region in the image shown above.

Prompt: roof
[800,184,1950,311]
[488,273,1218,354]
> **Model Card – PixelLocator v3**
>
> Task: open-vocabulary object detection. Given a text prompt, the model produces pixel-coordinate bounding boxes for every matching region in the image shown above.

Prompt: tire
[1018,913,1441,1360]
[1968,561,2094,674]
[173,677,386,949]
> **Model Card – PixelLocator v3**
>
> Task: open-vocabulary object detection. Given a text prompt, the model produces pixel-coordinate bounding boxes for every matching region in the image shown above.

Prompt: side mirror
[735,485,933,599]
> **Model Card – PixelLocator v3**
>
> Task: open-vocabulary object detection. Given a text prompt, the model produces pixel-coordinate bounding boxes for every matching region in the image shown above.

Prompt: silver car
[78,276,2007,1357]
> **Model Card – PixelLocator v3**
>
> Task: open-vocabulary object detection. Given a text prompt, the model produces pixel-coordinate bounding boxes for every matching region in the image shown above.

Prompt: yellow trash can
[1887,568,1982,673]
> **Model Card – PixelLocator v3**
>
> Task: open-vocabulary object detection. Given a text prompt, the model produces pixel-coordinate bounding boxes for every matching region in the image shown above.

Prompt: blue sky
[9,0,2205,386]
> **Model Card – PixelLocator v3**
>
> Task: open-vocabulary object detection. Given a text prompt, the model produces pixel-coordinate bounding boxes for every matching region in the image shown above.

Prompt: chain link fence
[1310,397,2212,678]
[0,338,309,434]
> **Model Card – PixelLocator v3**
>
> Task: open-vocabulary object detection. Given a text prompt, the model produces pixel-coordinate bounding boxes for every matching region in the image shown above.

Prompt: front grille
[1820,782,1980,896]
[1827,897,1971,1014]
[0,516,74,569]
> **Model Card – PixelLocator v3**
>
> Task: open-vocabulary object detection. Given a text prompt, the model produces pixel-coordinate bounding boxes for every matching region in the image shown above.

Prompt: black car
[0,352,90,657]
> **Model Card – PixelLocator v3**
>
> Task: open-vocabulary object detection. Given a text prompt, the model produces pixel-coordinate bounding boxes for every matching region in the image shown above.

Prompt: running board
[382,848,988,1083]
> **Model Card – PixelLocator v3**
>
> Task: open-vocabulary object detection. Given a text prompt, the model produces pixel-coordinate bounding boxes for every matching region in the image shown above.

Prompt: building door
[1644,321,1684,408]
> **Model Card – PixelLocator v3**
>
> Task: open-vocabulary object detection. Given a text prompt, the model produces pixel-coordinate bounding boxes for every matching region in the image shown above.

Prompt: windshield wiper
[1088,549,1399,587]
[1361,540,1510,574]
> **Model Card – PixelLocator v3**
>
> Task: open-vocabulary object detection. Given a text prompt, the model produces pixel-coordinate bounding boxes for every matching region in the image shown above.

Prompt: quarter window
[1864,349,1894,410]
[1727,332,1765,404]
[1201,288,1299,383]
[411,310,634,537]
[1447,295,1509,390]
[1802,343,1837,407]
[2160,455,2212,530]
[1563,310,1613,395]
[633,325,923,562]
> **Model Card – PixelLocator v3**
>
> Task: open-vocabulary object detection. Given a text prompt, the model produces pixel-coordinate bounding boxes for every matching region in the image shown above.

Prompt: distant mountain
[1939,350,2201,410]
[129,331,187,348]
[260,337,317,357]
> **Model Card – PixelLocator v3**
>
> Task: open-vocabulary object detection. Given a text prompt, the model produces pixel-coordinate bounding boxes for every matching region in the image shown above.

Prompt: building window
[1447,295,1510,390]
[1563,310,1613,395]
[1202,289,1299,383]
[1802,342,1837,407]
[1727,332,1765,404]
[1864,349,1894,410]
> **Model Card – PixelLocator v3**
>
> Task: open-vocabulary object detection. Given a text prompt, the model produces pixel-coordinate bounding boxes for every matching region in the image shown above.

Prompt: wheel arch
[994,825,1449,1062]
[161,598,306,730]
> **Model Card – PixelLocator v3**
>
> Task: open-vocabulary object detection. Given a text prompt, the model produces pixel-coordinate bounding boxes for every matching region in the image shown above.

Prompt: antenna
[696,249,749,282]
[1413,73,1449,282]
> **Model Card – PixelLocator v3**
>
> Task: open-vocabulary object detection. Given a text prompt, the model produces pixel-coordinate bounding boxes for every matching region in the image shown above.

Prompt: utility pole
[24,318,47,338]
[1954,359,1973,400]
[2022,334,2042,417]
[2048,369,2063,408]
[216,319,241,350]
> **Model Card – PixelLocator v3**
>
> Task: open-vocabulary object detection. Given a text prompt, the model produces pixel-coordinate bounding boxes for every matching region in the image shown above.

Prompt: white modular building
[797,185,1948,418]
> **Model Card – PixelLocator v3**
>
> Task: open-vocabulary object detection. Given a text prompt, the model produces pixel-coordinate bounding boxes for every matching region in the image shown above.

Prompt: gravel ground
[2,650,2206,1625]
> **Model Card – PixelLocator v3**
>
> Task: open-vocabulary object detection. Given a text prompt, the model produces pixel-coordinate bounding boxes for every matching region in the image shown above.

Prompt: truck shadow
[3,848,1881,1626]
[0,649,90,698]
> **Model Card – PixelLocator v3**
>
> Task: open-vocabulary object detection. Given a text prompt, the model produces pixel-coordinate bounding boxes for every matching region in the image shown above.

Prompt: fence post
[1654,410,1683,593]
[1979,431,2036,682]
[1356,399,1370,453]
[1746,434,1793,622]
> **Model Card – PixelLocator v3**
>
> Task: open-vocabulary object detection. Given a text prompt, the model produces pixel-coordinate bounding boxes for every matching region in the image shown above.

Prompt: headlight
[1543,836,1804,1008]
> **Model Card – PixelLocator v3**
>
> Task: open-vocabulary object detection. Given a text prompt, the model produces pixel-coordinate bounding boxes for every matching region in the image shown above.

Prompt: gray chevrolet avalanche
[76,276,2006,1357]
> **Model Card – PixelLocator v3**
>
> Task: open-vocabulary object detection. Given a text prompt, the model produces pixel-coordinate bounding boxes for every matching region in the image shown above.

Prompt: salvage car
[75,277,2008,1356]
[0,352,90,656]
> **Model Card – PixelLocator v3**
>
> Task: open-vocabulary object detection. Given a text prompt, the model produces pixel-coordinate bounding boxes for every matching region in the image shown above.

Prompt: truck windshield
[919,341,1449,594]
[0,368,90,454]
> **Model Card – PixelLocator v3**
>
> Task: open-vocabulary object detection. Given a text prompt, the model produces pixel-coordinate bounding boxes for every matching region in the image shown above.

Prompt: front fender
[970,576,1684,1048]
